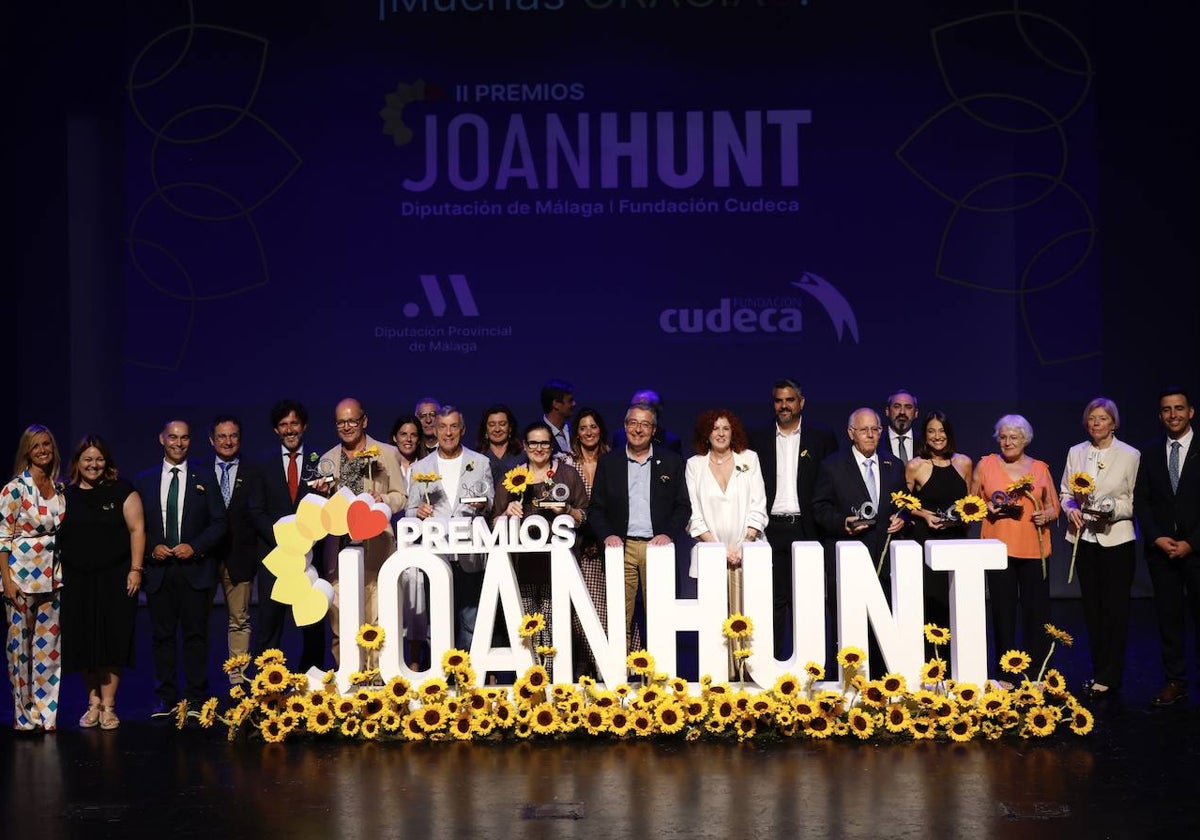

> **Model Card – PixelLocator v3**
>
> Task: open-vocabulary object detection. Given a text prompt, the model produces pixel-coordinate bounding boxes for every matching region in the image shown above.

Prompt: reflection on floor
[3,600,1198,837]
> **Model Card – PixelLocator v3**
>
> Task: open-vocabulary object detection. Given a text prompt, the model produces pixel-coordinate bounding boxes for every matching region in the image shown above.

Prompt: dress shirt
[771,425,802,515]
[887,429,912,461]
[1167,427,1194,471]
[858,452,880,505]
[626,446,654,538]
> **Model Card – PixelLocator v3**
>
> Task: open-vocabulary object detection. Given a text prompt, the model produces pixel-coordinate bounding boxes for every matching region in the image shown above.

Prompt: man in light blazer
[406,405,493,649]
[317,397,407,666]
[1059,397,1140,697]
[588,401,691,648]
[135,420,227,718]
[1135,387,1200,707]
[751,378,839,658]
[812,407,908,676]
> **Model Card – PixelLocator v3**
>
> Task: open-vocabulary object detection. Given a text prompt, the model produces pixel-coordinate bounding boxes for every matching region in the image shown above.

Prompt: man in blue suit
[135,420,227,719]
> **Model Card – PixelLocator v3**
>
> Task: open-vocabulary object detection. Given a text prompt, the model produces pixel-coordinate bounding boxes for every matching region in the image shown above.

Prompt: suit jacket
[884,428,919,462]
[751,419,838,539]
[811,448,908,565]
[405,447,493,572]
[588,446,691,542]
[206,460,268,584]
[1135,430,1200,555]
[320,436,408,574]
[1060,438,1140,547]
[135,461,228,594]
[257,445,323,557]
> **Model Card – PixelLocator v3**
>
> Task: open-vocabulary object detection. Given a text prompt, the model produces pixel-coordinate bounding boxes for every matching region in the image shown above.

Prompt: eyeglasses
[625,419,655,430]
[335,417,365,429]
[213,433,240,442]
[418,412,437,420]
[525,440,553,449]
[851,426,883,435]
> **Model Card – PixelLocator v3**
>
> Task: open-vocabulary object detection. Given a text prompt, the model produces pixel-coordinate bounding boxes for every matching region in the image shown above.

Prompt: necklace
[710,452,731,465]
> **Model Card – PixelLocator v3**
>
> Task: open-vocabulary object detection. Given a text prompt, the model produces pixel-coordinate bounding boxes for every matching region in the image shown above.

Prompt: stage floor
[3,600,1198,838]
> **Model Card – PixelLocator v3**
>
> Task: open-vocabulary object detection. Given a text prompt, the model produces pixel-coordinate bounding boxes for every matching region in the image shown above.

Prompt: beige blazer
[1059,437,1139,547]
[320,435,407,572]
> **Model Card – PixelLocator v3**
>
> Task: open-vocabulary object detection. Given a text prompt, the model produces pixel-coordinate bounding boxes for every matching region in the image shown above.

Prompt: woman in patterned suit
[1,424,66,731]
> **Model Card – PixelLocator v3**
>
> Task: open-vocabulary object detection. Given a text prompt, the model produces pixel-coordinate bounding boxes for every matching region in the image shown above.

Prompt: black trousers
[766,519,808,659]
[1146,548,1200,683]
[987,556,1050,675]
[256,563,327,672]
[1075,539,1135,689]
[147,565,212,705]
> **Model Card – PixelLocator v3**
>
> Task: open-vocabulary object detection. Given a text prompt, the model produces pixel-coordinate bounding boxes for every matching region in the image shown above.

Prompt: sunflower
[626,650,656,674]
[527,702,559,735]
[703,682,729,698]
[636,686,662,708]
[502,464,533,495]
[684,698,708,723]
[1069,706,1095,735]
[881,673,907,696]
[654,702,686,734]
[1044,624,1074,647]
[259,662,291,693]
[261,715,287,743]
[415,703,447,732]
[712,698,737,722]
[722,614,754,640]
[492,699,516,729]
[418,677,449,703]
[196,697,219,728]
[229,685,245,700]
[931,699,955,720]
[847,708,875,739]
[923,624,951,645]
[174,700,190,729]
[447,714,474,740]
[333,696,360,718]
[277,711,301,733]
[947,715,978,742]
[1067,471,1096,496]
[704,716,727,735]
[837,646,867,670]
[980,691,1010,716]
[223,653,251,675]
[441,648,470,671]
[889,490,922,512]
[349,670,377,687]
[628,709,653,737]
[385,676,412,706]
[804,661,825,681]
[524,665,550,690]
[772,674,800,698]
[749,696,774,717]
[339,717,361,737]
[581,705,608,735]
[733,648,752,660]
[999,650,1032,674]
[804,715,833,739]
[885,704,911,733]
[361,692,386,719]
[1024,706,1056,737]
[1014,685,1044,707]
[518,613,546,639]
[908,716,936,740]
[1042,669,1067,695]
[608,709,633,737]
[686,727,704,741]
[921,659,947,683]
[859,682,887,708]
[954,683,981,706]
[736,714,757,741]
[953,495,988,523]
[306,706,336,734]
[1005,475,1034,496]
[254,648,285,668]
[355,623,385,651]
[470,715,496,737]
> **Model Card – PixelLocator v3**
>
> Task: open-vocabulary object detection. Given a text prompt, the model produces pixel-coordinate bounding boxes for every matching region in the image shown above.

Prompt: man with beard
[883,389,919,463]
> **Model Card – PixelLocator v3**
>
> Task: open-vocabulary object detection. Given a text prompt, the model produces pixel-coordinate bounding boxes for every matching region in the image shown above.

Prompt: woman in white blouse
[1059,397,1140,700]
[686,410,768,647]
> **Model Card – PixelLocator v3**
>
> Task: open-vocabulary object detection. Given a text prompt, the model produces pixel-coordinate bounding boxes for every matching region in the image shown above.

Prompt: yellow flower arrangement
[953,494,988,523]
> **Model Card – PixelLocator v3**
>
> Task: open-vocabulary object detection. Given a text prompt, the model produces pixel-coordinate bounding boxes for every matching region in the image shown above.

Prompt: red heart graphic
[347,500,390,541]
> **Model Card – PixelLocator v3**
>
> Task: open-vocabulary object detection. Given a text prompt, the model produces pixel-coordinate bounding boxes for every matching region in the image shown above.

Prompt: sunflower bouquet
[354,444,381,484]
[502,464,534,508]
[953,494,989,523]
[411,471,441,507]
[1065,471,1096,584]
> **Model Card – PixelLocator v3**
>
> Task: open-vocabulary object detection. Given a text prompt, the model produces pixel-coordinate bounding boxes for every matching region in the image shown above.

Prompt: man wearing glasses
[589,402,691,649]
[413,397,441,457]
[812,407,908,675]
[317,397,407,666]
[406,406,493,650]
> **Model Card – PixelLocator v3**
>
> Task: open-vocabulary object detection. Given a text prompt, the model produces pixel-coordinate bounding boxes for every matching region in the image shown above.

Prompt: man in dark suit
[883,388,919,462]
[540,378,575,455]
[207,415,266,686]
[1135,387,1200,707]
[255,399,326,671]
[751,378,839,658]
[588,401,691,648]
[812,407,908,675]
[610,389,684,454]
[135,420,227,718]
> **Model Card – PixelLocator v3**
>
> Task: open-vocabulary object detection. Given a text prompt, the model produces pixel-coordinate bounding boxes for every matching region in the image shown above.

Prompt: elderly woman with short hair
[971,415,1060,676]
[1059,397,1140,699]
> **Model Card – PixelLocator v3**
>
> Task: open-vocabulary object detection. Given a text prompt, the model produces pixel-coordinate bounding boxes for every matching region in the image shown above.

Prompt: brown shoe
[1151,681,1188,706]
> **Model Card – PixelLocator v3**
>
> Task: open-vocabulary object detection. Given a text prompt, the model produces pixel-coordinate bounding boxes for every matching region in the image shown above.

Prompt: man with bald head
[135,420,227,720]
[812,407,908,675]
[317,398,407,666]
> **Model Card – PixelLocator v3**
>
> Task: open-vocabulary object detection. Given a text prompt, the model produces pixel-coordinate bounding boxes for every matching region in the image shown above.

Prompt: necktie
[1169,441,1181,493]
[864,459,878,507]
[898,435,908,462]
[166,467,180,547]
[287,452,299,504]
[219,462,233,507]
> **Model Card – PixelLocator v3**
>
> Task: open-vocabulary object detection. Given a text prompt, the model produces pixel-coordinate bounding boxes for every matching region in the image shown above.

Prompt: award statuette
[848,500,877,529]
[308,458,336,489]
[459,479,490,506]
[990,489,1022,519]
[931,504,962,528]
[1081,494,1116,520]
[535,481,571,512]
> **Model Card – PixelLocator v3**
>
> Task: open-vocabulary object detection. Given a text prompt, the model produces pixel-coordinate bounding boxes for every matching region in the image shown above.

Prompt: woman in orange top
[971,414,1060,675]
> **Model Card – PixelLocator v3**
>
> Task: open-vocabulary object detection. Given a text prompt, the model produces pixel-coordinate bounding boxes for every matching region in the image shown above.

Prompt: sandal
[79,703,101,729]
[100,706,120,730]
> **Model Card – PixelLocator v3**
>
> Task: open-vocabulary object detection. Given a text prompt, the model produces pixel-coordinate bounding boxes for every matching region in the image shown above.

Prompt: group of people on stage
[3,380,1197,732]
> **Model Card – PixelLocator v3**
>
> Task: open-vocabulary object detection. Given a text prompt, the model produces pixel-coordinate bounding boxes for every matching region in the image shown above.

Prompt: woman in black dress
[904,412,974,641]
[58,435,145,730]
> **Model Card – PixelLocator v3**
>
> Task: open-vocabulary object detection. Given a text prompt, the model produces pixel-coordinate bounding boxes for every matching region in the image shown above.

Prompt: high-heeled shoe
[100,706,120,730]
[79,703,101,729]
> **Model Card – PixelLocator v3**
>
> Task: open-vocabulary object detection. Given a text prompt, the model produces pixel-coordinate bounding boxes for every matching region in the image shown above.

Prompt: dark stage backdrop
[7,1,1198,595]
